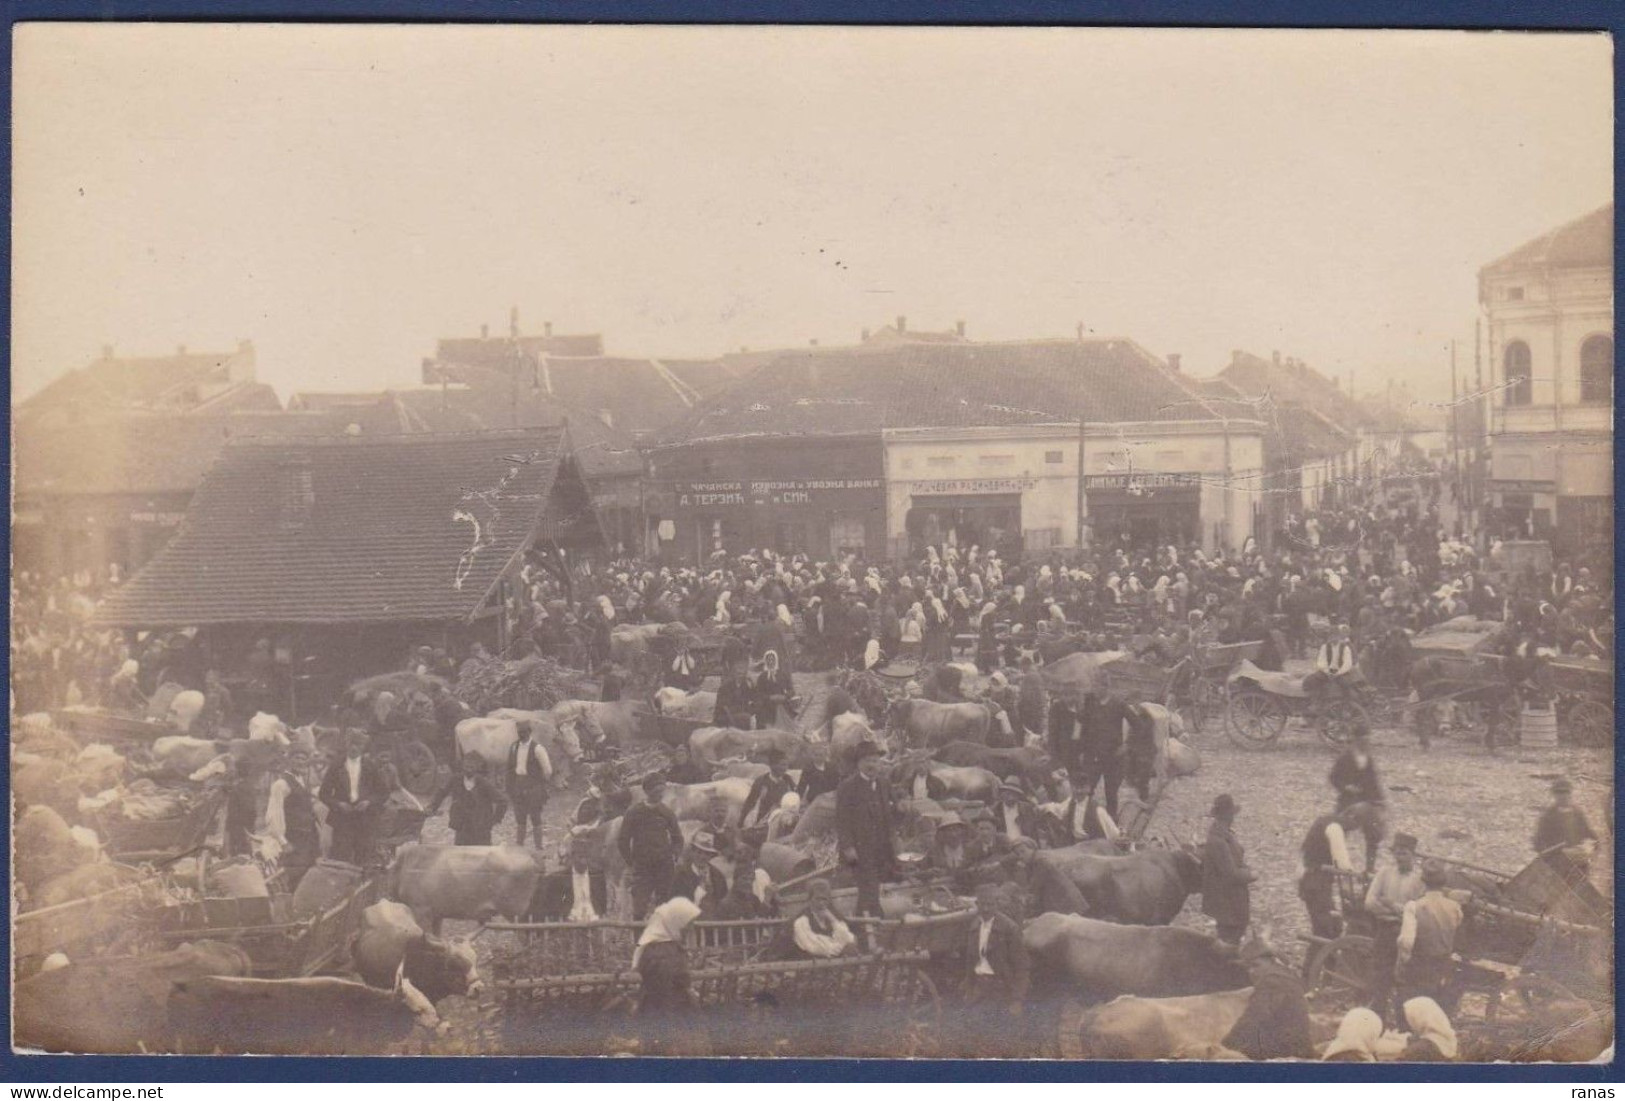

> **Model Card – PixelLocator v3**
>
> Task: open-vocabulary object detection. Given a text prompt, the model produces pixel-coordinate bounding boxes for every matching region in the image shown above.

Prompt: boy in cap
[1201,793,1256,945]
[1363,831,1425,1024]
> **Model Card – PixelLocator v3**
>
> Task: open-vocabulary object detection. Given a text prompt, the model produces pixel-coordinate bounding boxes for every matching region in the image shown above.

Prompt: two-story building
[1479,203,1613,556]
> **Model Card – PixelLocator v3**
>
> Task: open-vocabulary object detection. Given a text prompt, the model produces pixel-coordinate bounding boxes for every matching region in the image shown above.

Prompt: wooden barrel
[1522,703,1559,747]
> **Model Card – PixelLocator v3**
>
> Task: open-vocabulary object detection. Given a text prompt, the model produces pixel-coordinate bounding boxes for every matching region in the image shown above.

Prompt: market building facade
[1479,203,1613,558]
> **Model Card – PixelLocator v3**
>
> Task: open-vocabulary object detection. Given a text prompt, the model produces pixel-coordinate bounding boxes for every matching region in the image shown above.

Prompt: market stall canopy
[95,427,603,628]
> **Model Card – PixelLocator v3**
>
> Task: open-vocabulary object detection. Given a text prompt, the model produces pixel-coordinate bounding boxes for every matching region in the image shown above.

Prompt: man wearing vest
[1396,861,1464,1009]
[1306,622,1357,713]
[506,722,552,849]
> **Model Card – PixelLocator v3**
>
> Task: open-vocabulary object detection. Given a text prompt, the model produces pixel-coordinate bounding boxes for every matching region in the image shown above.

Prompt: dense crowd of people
[11,466,1611,1061]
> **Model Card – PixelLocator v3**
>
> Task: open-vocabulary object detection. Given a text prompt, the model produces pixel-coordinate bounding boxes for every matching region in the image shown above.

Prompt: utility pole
[1450,341,1461,510]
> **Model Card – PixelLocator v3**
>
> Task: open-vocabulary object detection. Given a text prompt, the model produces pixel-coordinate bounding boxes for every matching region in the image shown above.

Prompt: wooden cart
[480,914,945,1057]
[150,870,384,977]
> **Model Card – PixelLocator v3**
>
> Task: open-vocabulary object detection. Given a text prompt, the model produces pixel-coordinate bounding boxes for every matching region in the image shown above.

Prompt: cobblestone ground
[412,671,1613,1059]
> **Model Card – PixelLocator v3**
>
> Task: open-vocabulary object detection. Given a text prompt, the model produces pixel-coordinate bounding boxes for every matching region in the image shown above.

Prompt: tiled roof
[19,346,259,418]
[1279,406,1356,462]
[535,356,702,436]
[96,429,596,627]
[1218,351,1377,435]
[658,340,1226,445]
[1481,204,1612,276]
[13,411,344,496]
[436,331,605,362]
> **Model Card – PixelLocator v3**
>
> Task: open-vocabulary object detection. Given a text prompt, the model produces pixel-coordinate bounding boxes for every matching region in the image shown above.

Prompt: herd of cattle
[13,671,1254,1058]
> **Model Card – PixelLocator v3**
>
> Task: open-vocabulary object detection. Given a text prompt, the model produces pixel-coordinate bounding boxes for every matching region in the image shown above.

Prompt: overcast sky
[12,24,1613,404]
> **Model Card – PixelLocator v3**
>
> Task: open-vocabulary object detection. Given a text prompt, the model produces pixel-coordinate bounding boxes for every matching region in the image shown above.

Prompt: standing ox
[1023,913,1249,1002]
[1028,845,1204,925]
[888,699,1010,748]
[390,844,546,935]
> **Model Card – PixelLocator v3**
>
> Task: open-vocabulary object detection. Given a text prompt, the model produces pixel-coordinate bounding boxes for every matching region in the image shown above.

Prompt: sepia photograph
[8,22,1615,1063]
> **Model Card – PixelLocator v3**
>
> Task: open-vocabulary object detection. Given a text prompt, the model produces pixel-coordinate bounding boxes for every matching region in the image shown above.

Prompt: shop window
[1503,342,1532,406]
[1044,450,1064,464]
[830,515,866,556]
[1580,334,1613,404]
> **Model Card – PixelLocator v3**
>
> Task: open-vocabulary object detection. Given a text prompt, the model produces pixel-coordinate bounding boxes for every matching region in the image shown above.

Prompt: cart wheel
[1226,689,1286,748]
[1316,699,1369,747]
[874,965,941,1058]
[1563,700,1613,747]
[396,739,440,798]
[1305,933,1375,1003]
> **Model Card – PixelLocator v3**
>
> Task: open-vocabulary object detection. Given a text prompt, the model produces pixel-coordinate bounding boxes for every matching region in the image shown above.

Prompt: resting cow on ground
[1027,845,1203,925]
[350,899,480,1004]
[1023,912,1250,1001]
[15,941,253,1053]
[1071,988,1253,1060]
[167,974,441,1054]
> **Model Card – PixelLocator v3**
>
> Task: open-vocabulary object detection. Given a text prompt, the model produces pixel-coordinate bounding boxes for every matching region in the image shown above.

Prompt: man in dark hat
[1363,831,1425,1025]
[1201,794,1255,945]
[1534,777,1597,883]
[617,774,684,920]
[318,730,388,865]
[714,638,755,729]
[739,747,794,830]
[993,779,1040,845]
[836,742,895,924]
[428,755,506,847]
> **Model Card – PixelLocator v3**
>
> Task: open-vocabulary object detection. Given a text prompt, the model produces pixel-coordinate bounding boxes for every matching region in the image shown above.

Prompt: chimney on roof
[956,320,966,338]
[1166,353,1182,373]
[101,344,114,360]
[509,307,519,339]
[896,316,907,334]
[481,323,489,340]
[544,321,553,338]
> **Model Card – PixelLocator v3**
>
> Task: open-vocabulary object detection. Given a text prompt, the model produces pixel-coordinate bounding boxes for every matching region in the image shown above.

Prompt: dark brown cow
[1028,845,1203,925]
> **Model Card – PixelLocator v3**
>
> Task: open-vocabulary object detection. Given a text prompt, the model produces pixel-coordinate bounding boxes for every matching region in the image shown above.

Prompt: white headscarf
[597,595,617,622]
[632,897,702,969]
[1402,998,1457,1060]
[777,603,793,629]
[1321,1008,1382,1061]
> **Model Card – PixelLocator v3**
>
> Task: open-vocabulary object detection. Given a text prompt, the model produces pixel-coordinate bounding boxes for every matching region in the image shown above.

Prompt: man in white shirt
[790,879,856,959]
[962,884,1031,1056]
[318,730,385,865]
